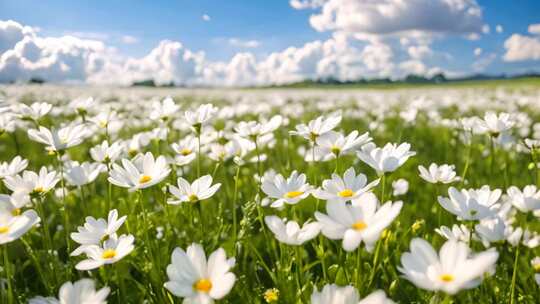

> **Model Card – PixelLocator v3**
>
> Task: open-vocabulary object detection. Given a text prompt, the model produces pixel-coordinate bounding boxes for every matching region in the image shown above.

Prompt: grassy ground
[0,86,540,303]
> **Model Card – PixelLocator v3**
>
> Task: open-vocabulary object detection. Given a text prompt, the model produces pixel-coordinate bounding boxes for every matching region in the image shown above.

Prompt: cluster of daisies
[0,88,539,304]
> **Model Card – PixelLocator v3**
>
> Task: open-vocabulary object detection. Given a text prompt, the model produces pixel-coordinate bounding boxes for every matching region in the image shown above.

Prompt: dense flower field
[1,85,540,303]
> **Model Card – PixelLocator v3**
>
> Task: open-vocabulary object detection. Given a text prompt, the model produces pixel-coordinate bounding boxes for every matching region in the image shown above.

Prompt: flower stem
[2,245,14,304]
[232,165,240,244]
[56,155,71,253]
[510,246,520,304]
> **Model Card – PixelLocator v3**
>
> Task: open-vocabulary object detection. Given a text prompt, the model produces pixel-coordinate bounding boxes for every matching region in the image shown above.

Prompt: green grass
[1,89,540,303]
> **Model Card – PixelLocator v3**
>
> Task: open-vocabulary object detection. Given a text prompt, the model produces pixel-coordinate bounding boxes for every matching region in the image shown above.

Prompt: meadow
[0,82,540,303]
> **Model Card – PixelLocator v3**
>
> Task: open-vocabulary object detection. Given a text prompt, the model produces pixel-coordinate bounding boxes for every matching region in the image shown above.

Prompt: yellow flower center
[338,189,354,198]
[0,226,9,234]
[99,121,107,128]
[139,175,152,184]
[263,288,280,303]
[440,274,454,282]
[34,186,45,193]
[193,279,212,292]
[189,194,199,202]
[352,221,367,231]
[102,249,117,259]
[11,208,21,216]
[331,146,341,155]
[284,191,303,198]
[180,148,192,156]
[534,263,540,273]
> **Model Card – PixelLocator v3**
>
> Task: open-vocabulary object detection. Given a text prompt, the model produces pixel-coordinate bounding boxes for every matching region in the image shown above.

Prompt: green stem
[380,174,386,202]
[2,245,14,304]
[56,155,71,253]
[232,166,240,244]
[197,130,201,178]
[510,246,520,304]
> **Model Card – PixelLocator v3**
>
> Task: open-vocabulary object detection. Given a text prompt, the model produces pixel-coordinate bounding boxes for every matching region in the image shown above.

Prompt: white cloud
[121,35,139,44]
[227,38,260,48]
[202,14,211,22]
[0,21,119,83]
[496,24,503,33]
[65,31,110,41]
[289,0,327,9]
[472,53,496,71]
[120,40,205,86]
[503,33,540,62]
[399,60,426,75]
[528,23,540,35]
[299,0,484,36]
[481,24,490,34]
[0,20,36,54]
[407,45,432,60]
[474,47,482,56]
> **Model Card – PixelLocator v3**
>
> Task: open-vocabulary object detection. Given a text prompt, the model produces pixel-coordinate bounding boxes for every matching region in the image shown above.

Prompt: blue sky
[1,0,540,85]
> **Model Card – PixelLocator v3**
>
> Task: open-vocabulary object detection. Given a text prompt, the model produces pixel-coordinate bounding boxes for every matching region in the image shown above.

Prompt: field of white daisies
[1,84,540,303]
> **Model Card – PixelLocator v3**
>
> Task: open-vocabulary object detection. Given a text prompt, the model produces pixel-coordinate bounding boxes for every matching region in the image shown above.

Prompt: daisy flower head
[168,175,221,205]
[313,167,379,203]
[0,194,40,244]
[310,284,396,304]
[399,238,499,294]
[418,163,460,184]
[261,170,312,208]
[108,152,170,192]
[264,215,320,245]
[289,112,342,142]
[357,142,416,175]
[4,167,59,198]
[164,243,236,303]
[315,192,402,252]
[506,185,540,213]
[70,209,127,256]
[65,162,106,187]
[475,112,514,136]
[75,234,135,271]
[150,96,180,122]
[28,124,88,153]
[185,103,219,132]
[29,279,109,304]
[90,140,123,164]
[16,102,52,121]
[171,136,198,166]
[438,186,502,221]
[315,130,372,159]
[0,156,28,179]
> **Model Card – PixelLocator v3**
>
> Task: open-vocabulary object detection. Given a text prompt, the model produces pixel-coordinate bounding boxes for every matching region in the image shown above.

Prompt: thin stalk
[232,166,240,244]
[106,163,112,212]
[510,246,520,304]
[56,155,71,253]
[197,130,201,178]
[367,240,382,288]
[80,185,88,215]
[380,174,386,202]
[21,238,51,293]
[2,245,14,304]
[460,141,472,187]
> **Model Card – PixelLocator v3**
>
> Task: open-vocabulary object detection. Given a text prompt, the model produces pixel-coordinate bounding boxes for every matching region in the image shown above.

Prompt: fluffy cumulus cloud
[0,2,494,87]
[0,19,403,86]
[297,0,484,36]
[503,24,540,62]
[291,0,489,80]
[0,20,121,83]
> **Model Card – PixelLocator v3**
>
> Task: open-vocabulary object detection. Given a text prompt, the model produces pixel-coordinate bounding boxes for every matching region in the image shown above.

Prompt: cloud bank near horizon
[1,1,539,86]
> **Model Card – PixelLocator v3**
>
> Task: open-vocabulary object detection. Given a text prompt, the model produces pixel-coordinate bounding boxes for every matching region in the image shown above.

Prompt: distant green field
[259,77,540,90]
